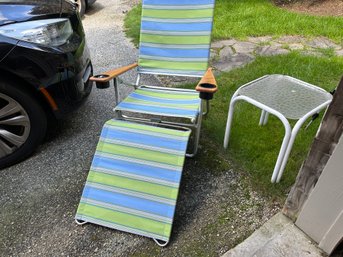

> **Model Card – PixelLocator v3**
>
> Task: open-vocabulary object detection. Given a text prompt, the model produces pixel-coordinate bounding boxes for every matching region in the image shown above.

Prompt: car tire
[76,0,86,17]
[0,80,47,169]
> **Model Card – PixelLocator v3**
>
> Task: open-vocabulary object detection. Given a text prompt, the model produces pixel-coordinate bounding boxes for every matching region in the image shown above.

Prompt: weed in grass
[257,41,272,47]
[282,43,291,50]
[211,48,221,62]
[194,138,232,176]
[314,47,336,58]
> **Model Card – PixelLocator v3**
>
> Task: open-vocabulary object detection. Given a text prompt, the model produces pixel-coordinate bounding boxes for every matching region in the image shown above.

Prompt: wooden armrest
[90,63,138,83]
[196,68,218,94]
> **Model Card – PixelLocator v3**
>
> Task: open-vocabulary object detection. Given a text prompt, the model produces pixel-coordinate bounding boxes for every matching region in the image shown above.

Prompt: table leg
[271,123,292,183]
[259,110,269,126]
[275,101,332,182]
[259,110,266,126]
[224,96,238,148]
[263,112,269,125]
[224,95,293,183]
[276,118,309,182]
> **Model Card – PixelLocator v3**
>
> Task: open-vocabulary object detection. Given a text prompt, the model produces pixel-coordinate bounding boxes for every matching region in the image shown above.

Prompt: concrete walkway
[222,213,326,257]
[211,36,343,72]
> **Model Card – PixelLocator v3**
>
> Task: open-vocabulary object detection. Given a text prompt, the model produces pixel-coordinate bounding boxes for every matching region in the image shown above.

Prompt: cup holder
[94,74,110,79]
[198,83,216,89]
[197,83,217,100]
[93,74,110,89]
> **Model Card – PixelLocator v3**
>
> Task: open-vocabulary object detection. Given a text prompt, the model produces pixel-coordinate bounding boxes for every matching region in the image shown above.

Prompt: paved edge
[222,212,326,257]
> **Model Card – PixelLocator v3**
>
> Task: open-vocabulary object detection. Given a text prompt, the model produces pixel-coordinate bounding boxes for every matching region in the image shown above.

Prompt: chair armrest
[196,68,218,94]
[90,63,138,83]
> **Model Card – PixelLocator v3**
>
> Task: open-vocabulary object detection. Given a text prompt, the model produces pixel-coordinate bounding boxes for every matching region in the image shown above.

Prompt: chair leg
[114,110,123,119]
[186,103,203,158]
[113,78,119,105]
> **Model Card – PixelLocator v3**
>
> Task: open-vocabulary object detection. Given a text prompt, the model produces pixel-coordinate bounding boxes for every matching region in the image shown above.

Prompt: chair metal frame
[110,72,207,157]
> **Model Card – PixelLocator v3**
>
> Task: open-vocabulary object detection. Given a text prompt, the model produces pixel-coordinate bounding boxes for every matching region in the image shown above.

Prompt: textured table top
[238,75,332,120]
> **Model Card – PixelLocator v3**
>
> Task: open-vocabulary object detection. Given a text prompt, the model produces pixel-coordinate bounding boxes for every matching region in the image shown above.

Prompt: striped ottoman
[75,119,191,245]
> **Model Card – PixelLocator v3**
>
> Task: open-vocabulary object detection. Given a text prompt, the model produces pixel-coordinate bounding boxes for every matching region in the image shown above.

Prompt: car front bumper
[43,40,94,118]
[0,21,93,119]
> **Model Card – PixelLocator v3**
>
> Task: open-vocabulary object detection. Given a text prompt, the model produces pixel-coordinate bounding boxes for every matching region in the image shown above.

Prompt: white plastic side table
[223,75,332,183]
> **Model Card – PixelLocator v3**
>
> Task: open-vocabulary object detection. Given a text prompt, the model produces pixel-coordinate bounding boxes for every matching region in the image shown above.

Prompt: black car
[0,0,93,168]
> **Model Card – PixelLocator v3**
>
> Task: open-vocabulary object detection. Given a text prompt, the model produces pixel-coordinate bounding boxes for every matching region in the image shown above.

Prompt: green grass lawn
[193,52,343,197]
[124,0,343,46]
[214,0,343,42]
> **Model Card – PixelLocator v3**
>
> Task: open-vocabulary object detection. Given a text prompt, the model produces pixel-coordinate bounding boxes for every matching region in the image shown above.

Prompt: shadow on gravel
[84,2,105,17]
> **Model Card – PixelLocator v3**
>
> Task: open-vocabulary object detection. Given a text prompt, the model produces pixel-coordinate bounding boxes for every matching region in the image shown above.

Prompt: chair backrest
[138,0,215,78]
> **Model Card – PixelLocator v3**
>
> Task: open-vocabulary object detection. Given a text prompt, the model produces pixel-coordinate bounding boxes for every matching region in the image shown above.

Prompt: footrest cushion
[75,119,191,242]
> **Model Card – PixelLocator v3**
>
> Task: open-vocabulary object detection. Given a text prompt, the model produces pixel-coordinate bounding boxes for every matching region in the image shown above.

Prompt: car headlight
[0,18,73,47]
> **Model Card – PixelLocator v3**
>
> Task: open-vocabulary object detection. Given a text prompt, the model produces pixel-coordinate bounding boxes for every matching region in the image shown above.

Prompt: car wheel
[0,80,47,169]
[76,0,86,17]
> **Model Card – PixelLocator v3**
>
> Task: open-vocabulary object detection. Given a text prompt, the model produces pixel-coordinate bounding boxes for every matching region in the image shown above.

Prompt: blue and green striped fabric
[115,87,201,120]
[138,0,215,77]
[75,119,191,242]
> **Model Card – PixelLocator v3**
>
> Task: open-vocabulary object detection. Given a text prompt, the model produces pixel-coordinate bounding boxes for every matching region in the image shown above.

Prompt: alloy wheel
[0,93,30,158]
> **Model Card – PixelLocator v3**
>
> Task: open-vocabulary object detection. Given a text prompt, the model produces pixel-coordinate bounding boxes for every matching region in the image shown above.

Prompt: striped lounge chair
[76,0,217,246]
[90,0,217,157]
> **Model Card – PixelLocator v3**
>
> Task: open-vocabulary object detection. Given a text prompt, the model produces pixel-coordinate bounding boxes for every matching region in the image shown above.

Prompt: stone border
[211,36,343,72]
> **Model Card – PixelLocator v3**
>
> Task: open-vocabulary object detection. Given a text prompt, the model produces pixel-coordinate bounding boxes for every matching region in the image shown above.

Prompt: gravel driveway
[0,1,279,256]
